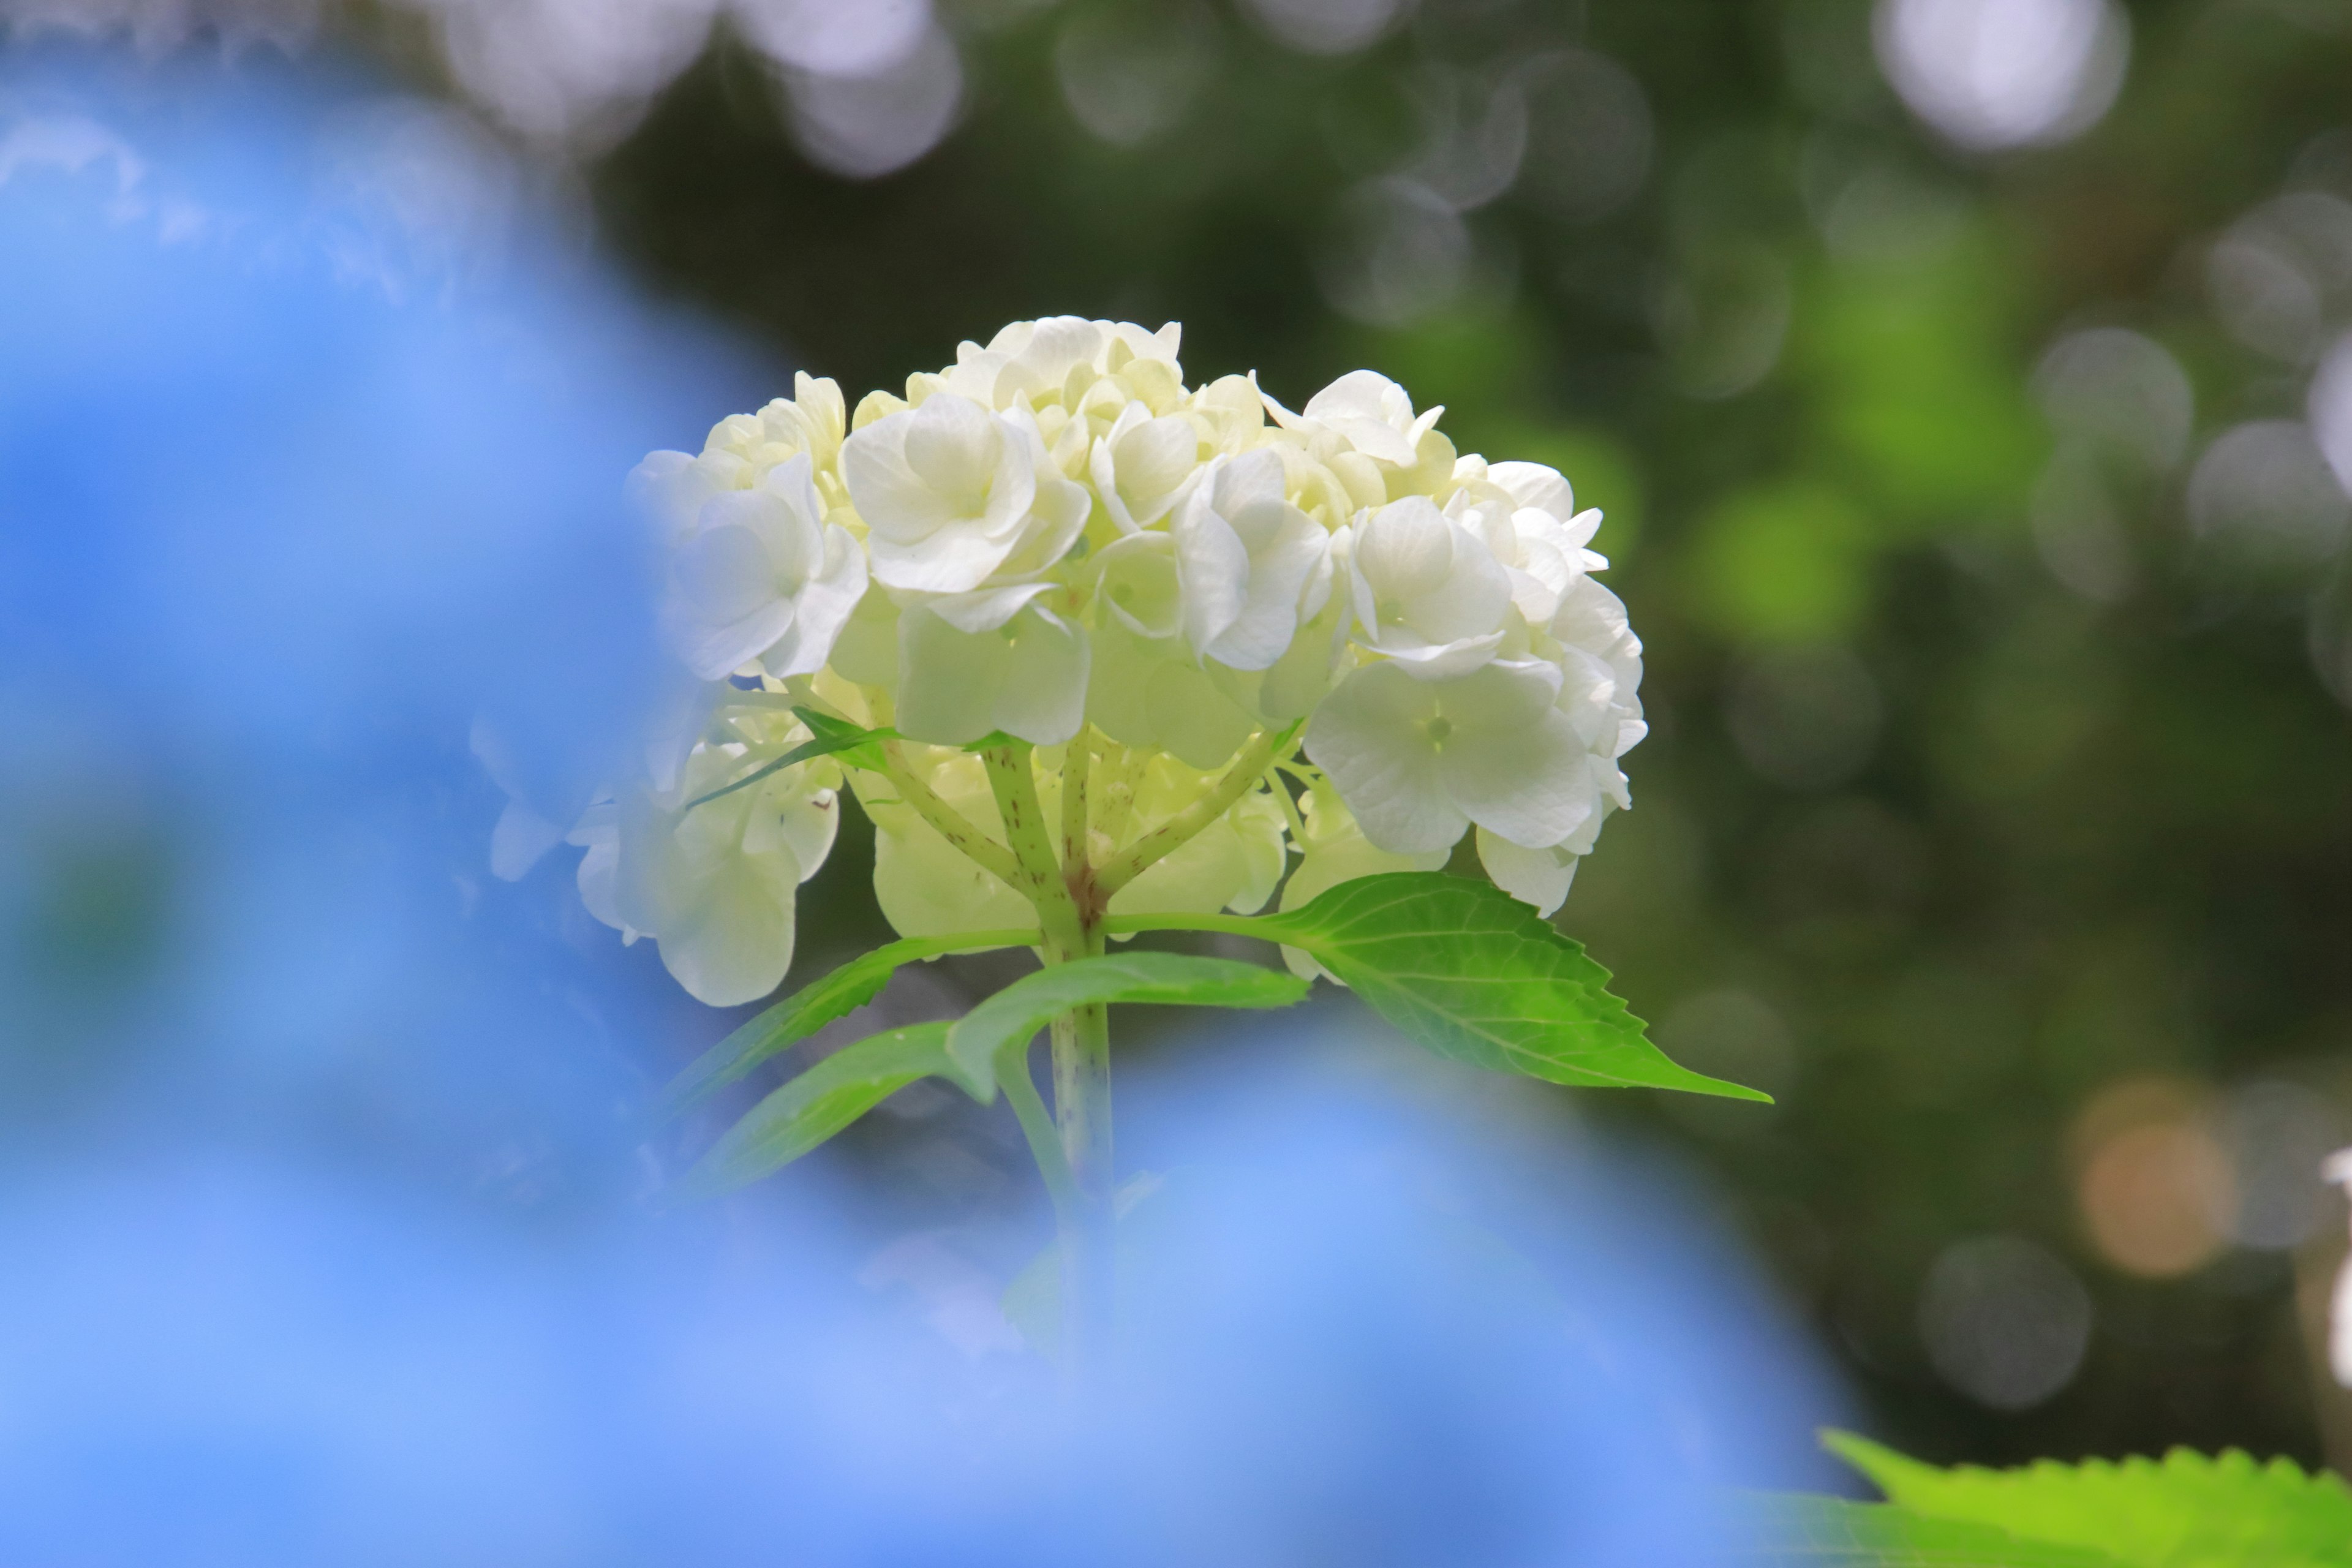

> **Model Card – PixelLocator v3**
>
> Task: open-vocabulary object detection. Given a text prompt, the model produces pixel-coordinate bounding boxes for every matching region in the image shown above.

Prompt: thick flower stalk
[491,320,1651,1354]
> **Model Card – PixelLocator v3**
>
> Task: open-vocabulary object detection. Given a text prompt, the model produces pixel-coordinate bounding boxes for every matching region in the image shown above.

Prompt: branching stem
[1091,721,1303,906]
[877,739,1023,889]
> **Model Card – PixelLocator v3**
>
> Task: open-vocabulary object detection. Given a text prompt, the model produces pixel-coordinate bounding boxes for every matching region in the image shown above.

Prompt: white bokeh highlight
[1874,0,2129,152]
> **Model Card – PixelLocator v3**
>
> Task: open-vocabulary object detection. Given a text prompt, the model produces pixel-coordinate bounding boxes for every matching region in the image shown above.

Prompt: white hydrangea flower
[1272,368,1442,467]
[1444,456,1606,628]
[1089,399,1202,533]
[1475,828,1580,918]
[1085,532,1259,768]
[1302,658,1593,855]
[1173,448,1333,671]
[840,393,1087,595]
[538,318,1656,1011]
[1549,574,1648,767]
[649,452,868,682]
[896,597,1090,747]
[570,734,842,1007]
[1344,496,1513,679]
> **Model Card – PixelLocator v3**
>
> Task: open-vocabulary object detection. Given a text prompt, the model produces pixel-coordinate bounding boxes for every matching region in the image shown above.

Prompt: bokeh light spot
[1917,1235,2094,1410]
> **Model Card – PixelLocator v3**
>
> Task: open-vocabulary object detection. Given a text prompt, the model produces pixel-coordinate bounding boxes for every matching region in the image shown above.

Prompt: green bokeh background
[363,0,2351,1469]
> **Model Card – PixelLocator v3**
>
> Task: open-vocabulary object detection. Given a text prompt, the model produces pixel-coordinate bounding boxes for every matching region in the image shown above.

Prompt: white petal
[1173,478,1253,655]
[490,799,565,882]
[895,606,1014,745]
[1485,459,1574,522]
[1144,657,1257,771]
[1092,531,1185,639]
[1437,665,1594,850]
[1302,661,1464,854]
[658,847,801,1006]
[873,813,1030,939]
[1476,827,1578,917]
[926,580,1054,636]
[761,524,868,679]
[992,606,1088,745]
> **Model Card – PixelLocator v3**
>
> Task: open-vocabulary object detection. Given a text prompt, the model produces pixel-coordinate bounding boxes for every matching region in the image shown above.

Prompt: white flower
[655,453,868,682]
[1446,458,1605,627]
[571,740,842,1007]
[1475,828,1579,918]
[1085,532,1259,768]
[924,317,1185,415]
[896,597,1090,747]
[1272,369,1442,467]
[1344,496,1513,679]
[841,393,1087,595]
[1549,575,1648,765]
[471,717,568,882]
[556,318,1657,1006]
[706,372,848,484]
[1303,658,1592,855]
[1088,399,1202,533]
[627,447,747,547]
[1174,448,1333,671]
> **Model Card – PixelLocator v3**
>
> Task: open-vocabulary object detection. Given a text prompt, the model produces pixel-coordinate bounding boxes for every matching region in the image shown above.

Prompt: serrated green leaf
[1238,873,1768,1100]
[675,1023,953,1197]
[1826,1431,2352,1568]
[1743,1494,2128,1567]
[944,953,1308,1100]
[682,706,899,813]
[656,930,1035,1121]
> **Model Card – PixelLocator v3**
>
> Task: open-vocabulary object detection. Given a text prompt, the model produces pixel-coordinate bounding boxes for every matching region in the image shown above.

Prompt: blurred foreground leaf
[657,928,1037,1120]
[682,706,898,812]
[676,1023,954,1196]
[1826,1432,2352,1568]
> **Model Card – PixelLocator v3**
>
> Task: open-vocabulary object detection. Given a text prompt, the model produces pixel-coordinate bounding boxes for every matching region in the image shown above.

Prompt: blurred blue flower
[0,44,1835,1567]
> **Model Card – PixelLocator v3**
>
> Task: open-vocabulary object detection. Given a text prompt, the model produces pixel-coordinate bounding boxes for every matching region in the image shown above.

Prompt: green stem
[1061,728,1092,876]
[986,742,1115,1373]
[878,739,1023,888]
[982,745,1086,950]
[1091,721,1302,903]
[1000,1039,1080,1218]
[1047,946,1112,1374]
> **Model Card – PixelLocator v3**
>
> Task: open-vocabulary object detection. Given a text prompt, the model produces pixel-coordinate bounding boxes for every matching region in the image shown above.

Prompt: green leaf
[1742,1494,2128,1567]
[656,930,1035,1121]
[683,706,898,812]
[675,1023,953,1197]
[1240,872,1768,1100]
[944,953,1309,1100]
[1826,1431,2352,1568]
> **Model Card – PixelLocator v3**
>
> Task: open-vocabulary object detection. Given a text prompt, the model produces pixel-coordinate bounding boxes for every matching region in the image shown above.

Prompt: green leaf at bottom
[1826,1431,2352,1568]
[1743,1495,2127,1567]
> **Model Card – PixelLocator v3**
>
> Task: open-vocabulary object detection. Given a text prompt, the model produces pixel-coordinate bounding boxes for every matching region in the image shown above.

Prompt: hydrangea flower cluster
[545,318,1645,1006]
